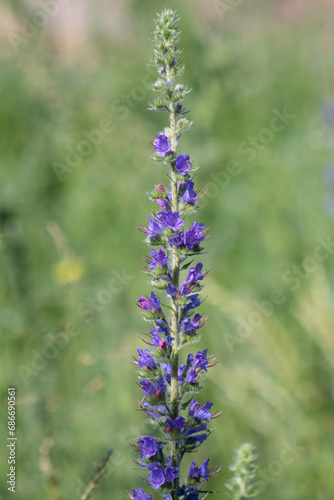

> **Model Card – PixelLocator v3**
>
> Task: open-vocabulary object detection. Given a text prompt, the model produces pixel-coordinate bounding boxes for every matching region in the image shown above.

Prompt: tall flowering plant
[75,9,259,500]
[127,10,221,500]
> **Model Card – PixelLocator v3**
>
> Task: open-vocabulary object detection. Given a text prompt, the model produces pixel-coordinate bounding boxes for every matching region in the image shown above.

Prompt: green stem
[167,65,180,498]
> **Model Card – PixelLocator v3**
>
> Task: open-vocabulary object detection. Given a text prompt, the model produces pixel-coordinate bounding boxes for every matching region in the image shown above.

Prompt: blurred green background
[1,0,334,498]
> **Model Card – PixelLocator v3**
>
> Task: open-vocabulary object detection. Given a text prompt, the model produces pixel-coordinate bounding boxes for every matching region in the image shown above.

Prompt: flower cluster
[128,10,220,500]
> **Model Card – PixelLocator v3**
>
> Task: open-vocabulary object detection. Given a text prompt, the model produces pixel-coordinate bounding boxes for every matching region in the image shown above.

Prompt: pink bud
[159,340,167,350]
[157,184,164,192]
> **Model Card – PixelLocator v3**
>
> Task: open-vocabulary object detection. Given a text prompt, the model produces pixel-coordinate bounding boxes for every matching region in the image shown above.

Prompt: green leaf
[180,259,194,271]
[161,302,174,311]
[180,397,194,410]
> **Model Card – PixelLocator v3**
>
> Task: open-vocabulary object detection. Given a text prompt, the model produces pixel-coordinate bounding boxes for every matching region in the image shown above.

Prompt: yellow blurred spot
[78,352,95,366]
[51,258,85,284]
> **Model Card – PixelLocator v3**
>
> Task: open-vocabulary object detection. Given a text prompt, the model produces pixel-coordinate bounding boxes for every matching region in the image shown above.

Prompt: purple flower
[182,181,197,204]
[185,263,204,285]
[164,466,179,483]
[182,314,203,333]
[188,459,210,482]
[164,416,187,432]
[161,363,171,384]
[146,463,165,488]
[156,377,167,394]
[185,294,201,311]
[153,134,170,157]
[137,292,160,311]
[142,403,168,420]
[155,210,184,232]
[169,231,184,247]
[184,424,208,446]
[155,188,172,211]
[175,154,191,174]
[137,297,151,310]
[139,379,156,396]
[145,462,179,488]
[137,348,157,369]
[184,222,205,249]
[186,369,198,383]
[146,215,163,239]
[189,400,213,421]
[156,198,171,210]
[166,283,178,297]
[154,320,170,335]
[185,434,208,446]
[161,362,188,385]
[178,364,186,383]
[179,282,190,295]
[140,377,166,397]
[130,488,152,500]
[169,223,205,249]
[137,436,163,459]
[178,486,199,500]
[149,249,168,271]
[150,293,160,309]
[149,330,162,346]
[187,350,208,371]
[148,329,173,350]
[185,424,207,436]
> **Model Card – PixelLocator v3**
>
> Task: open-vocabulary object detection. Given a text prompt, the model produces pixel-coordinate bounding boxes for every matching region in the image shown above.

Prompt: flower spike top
[127,9,220,500]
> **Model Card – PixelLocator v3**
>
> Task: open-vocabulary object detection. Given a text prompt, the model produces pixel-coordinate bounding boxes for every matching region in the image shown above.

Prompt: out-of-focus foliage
[1,1,333,499]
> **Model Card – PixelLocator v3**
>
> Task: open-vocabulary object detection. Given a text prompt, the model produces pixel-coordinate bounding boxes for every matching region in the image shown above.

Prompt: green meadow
[1,1,333,498]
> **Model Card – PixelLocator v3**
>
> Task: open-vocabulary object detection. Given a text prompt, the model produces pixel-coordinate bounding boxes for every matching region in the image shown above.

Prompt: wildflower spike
[128,9,220,500]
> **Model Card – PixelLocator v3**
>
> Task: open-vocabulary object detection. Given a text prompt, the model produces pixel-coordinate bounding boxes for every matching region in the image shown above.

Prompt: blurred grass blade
[81,449,113,500]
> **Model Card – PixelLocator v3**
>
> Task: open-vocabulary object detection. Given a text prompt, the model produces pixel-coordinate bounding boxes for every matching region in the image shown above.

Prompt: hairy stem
[167,65,180,497]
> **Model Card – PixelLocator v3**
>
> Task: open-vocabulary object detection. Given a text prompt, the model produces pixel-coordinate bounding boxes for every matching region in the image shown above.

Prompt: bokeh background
[1,0,334,498]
